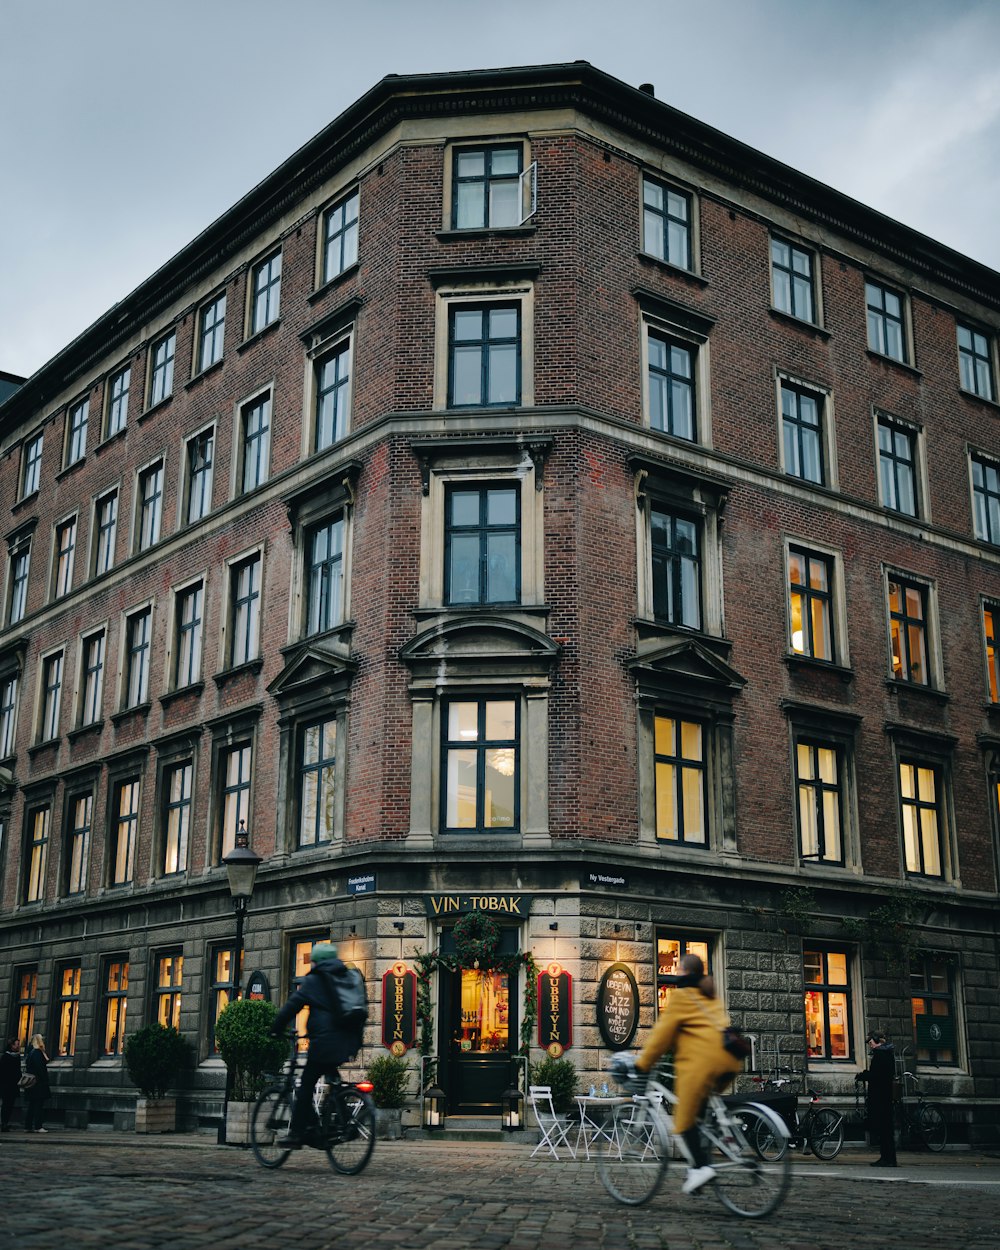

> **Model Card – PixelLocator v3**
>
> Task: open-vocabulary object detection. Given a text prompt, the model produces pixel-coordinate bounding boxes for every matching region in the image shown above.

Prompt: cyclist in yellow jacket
[635,953,743,1194]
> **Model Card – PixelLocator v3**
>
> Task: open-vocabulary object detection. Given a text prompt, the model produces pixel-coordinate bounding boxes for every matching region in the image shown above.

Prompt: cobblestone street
[1,1134,998,1250]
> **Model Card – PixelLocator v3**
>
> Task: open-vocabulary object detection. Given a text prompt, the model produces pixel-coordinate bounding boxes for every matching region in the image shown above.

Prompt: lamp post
[223,819,262,1000]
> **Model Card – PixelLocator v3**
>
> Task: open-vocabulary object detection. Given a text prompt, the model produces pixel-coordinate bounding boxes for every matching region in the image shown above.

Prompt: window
[230,554,261,666]
[877,415,918,516]
[250,251,281,333]
[781,381,824,484]
[66,793,92,895]
[185,430,214,524]
[289,933,329,1047]
[53,517,77,599]
[642,177,692,270]
[985,603,1000,703]
[314,342,351,450]
[865,279,907,362]
[240,394,271,491]
[899,760,943,876]
[771,238,815,323]
[23,805,49,903]
[174,583,203,688]
[443,698,518,833]
[888,577,928,685]
[66,398,89,465]
[111,778,140,885]
[910,957,956,1065]
[80,630,105,726]
[163,761,192,874]
[149,331,176,406]
[106,365,130,436]
[656,933,711,1014]
[0,674,17,756]
[209,946,237,1051]
[803,949,852,1060]
[8,544,30,625]
[124,607,152,707]
[322,190,359,282]
[14,968,37,1045]
[221,744,251,859]
[957,323,995,401]
[306,516,345,636]
[102,958,129,1055]
[448,304,520,408]
[971,454,1000,545]
[651,506,700,628]
[796,742,844,864]
[93,490,118,576]
[197,292,226,372]
[39,651,63,742]
[647,334,695,441]
[654,715,706,845]
[137,461,164,551]
[453,145,522,230]
[444,484,519,606]
[299,720,337,848]
[21,432,42,498]
[788,547,834,661]
[154,953,183,1029]
[56,965,82,1056]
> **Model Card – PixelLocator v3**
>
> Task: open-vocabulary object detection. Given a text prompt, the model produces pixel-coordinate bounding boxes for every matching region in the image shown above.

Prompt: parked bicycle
[598,1057,792,1219]
[250,1033,377,1173]
[747,1073,844,1161]
[850,1057,946,1152]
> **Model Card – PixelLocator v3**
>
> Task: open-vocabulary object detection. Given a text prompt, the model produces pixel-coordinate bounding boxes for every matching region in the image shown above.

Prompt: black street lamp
[222,819,261,1000]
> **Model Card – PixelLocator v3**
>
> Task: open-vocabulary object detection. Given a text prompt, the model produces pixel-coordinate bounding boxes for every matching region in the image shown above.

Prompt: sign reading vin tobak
[423,893,531,916]
[597,962,639,1050]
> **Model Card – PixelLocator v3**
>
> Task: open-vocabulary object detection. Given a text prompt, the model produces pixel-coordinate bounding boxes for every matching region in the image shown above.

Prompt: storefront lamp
[222,819,262,999]
[501,1084,524,1132]
[423,1084,446,1131]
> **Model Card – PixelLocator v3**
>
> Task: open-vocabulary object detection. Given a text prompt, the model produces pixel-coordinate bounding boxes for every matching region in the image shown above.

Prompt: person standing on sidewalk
[23,1035,50,1133]
[0,1037,22,1130]
[858,1030,897,1167]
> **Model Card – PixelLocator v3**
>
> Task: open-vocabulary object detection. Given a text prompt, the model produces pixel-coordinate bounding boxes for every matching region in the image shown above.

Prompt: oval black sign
[597,962,639,1050]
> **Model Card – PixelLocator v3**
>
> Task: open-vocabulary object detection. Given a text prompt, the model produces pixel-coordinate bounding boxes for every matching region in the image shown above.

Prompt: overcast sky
[2,0,999,379]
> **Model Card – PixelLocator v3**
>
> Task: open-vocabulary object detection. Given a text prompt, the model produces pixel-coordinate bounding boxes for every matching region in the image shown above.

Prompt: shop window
[456,968,510,1053]
[65,792,92,895]
[442,698,518,833]
[444,484,520,606]
[22,805,49,904]
[101,958,129,1056]
[154,952,183,1029]
[910,957,956,1066]
[803,948,852,1060]
[642,176,693,270]
[249,251,281,334]
[656,933,711,1014]
[210,945,237,1052]
[654,714,706,845]
[56,964,82,1056]
[14,967,37,1045]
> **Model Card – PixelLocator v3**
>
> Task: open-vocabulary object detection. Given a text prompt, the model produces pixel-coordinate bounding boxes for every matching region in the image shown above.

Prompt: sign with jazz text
[381,962,417,1055]
[537,961,573,1057]
[596,962,639,1050]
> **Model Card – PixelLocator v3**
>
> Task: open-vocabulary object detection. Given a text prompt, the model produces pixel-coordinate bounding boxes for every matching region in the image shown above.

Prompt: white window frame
[641,173,697,273]
[248,249,282,336]
[148,330,176,407]
[64,396,89,467]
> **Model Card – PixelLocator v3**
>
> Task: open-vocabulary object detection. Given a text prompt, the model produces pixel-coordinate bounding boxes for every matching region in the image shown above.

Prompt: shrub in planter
[215,999,286,1102]
[124,1024,193,1100]
[529,1056,579,1113]
[366,1053,410,1109]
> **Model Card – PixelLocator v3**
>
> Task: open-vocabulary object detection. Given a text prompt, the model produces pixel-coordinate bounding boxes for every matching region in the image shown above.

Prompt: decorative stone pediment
[401,614,560,686]
[629,634,746,706]
[268,640,358,707]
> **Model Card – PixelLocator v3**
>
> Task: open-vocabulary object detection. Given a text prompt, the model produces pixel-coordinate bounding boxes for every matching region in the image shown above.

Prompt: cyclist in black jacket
[270,942,357,1148]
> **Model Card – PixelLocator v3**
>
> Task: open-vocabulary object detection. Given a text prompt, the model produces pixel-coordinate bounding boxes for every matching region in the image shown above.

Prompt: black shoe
[870,1159,897,1167]
[277,1135,303,1148]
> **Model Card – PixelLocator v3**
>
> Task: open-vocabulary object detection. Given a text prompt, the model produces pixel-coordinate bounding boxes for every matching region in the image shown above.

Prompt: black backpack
[327,966,368,1059]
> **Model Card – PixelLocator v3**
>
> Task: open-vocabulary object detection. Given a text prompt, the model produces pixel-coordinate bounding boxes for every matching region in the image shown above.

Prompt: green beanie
[310,942,339,964]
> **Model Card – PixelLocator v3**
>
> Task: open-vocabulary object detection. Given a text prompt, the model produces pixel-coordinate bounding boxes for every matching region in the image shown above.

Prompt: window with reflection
[299,720,337,848]
[186,430,214,524]
[453,145,522,230]
[57,965,82,1056]
[804,948,852,1060]
[656,933,711,1014]
[0,674,18,757]
[250,252,281,333]
[198,293,226,372]
[971,454,1000,545]
[53,518,77,599]
[781,382,824,484]
[444,485,519,606]
[322,190,359,281]
[102,958,129,1055]
[15,967,37,1045]
[155,953,183,1030]
[448,304,520,408]
[174,583,204,688]
[957,323,994,401]
[80,630,105,726]
[149,332,176,406]
[40,652,63,741]
[8,544,30,625]
[221,744,251,859]
[654,716,706,845]
[66,398,89,465]
[107,366,130,436]
[111,778,140,885]
[23,807,48,904]
[877,416,917,516]
[306,517,344,636]
[137,461,164,551]
[865,280,907,362]
[314,342,351,450]
[643,177,692,270]
[648,334,695,441]
[443,699,518,833]
[125,608,151,707]
[888,578,928,684]
[230,554,261,666]
[771,238,815,322]
[652,506,700,628]
[94,490,118,576]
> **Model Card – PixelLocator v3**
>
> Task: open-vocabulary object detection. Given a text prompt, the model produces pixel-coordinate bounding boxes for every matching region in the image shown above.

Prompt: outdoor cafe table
[574,1094,631,1159]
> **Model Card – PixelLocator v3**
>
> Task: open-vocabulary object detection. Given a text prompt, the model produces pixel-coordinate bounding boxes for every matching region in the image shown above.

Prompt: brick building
[1,62,999,1138]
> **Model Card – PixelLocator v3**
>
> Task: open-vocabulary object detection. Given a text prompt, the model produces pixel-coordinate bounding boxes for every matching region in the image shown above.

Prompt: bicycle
[250,1033,377,1173]
[596,1057,792,1219]
[748,1073,844,1161]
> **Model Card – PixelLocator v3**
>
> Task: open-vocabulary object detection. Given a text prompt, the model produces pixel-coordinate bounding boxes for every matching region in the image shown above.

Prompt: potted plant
[214,998,286,1144]
[529,1055,579,1114]
[124,1023,193,1133]
[367,1052,410,1139]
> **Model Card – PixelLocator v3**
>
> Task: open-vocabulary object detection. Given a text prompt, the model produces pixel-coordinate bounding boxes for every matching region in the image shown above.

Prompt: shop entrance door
[439,965,518,1115]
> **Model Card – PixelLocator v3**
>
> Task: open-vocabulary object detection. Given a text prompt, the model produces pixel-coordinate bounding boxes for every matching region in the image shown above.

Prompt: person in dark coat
[0,1037,22,1130]
[858,1029,896,1166]
[270,942,356,1147]
[23,1034,50,1133]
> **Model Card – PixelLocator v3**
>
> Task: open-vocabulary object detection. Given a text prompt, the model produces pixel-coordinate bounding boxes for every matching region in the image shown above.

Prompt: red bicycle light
[356,1081,374,1093]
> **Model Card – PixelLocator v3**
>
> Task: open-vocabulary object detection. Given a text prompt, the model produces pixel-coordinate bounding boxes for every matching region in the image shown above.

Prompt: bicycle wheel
[325,1088,376,1174]
[251,1084,293,1169]
[807,1108,844,1160]
[917,1103,947,1152]
[749,1108,788,1161]
[710,1104,791,1219]
[595,1102,669,1207]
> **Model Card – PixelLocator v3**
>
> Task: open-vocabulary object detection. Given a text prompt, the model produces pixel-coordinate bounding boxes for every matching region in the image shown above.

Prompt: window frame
[786,543,842,665]
[770,236,818,324]
[225,550,263,670]
[638,297,713,446]
[92,488,119,577]
[970,451,1000,546]
[296,718,340,850]
[148,330,176,407]
[196,291,227,374]
[183,426,215,526]
[0,671,18,758]
[65,790,93,896]
[153,950,183,1030]
[105,364,130,438]
[21,432,43,499]
[886,572,936,687]
[320,188,359,284]
[248,250,282,335]
[653,711,708,847]
[7,540,31,626]
[14,966,38,1046]
[957,322,995,402]
[898,757,946,878]
[238,389,272,494]
[100,956,129,1056]
[22,803,49,904]
[641,174,695,272]
[122,604,153,709]
[433,284,535,411]
[779,376,832,487]
[209,944,237,1053]
[875,411,923,518]
[38,648,64,743]
[172,579,204,690]
[217,739,253,863]
[52,514,77,600]
[865,278,909,364]
[312,336,352,451]
[304,513,347,639]
[449,142,530,232]
[794,739,846,866]
[161,758,193,876]
[65,396,89,467]
[55,962,82,1056]
[910,956,959,1067]
[78,626,106,727]
[109,775,141,887]
[443,482,521,608]
[983,599,1000,704]
[135,459,165,553]
[440,696,520,835]
[803,947,854,1062]
[655,931,713,1016]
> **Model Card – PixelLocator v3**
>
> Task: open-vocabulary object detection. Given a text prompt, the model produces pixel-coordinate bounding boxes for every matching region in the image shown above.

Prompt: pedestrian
[630,952,743,1194]
[23,1034,50,1133]
[0,1037,22,1130]
[858,1029,897,1166]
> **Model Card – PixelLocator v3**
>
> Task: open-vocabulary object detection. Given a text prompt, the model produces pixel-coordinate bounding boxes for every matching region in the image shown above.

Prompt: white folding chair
[528,1085,577,1159]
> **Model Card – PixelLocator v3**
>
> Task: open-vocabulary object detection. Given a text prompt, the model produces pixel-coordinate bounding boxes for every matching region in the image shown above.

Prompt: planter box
[225,1101,253,1146]
[135,1097,176,1134]
[375,1108,403,1140]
